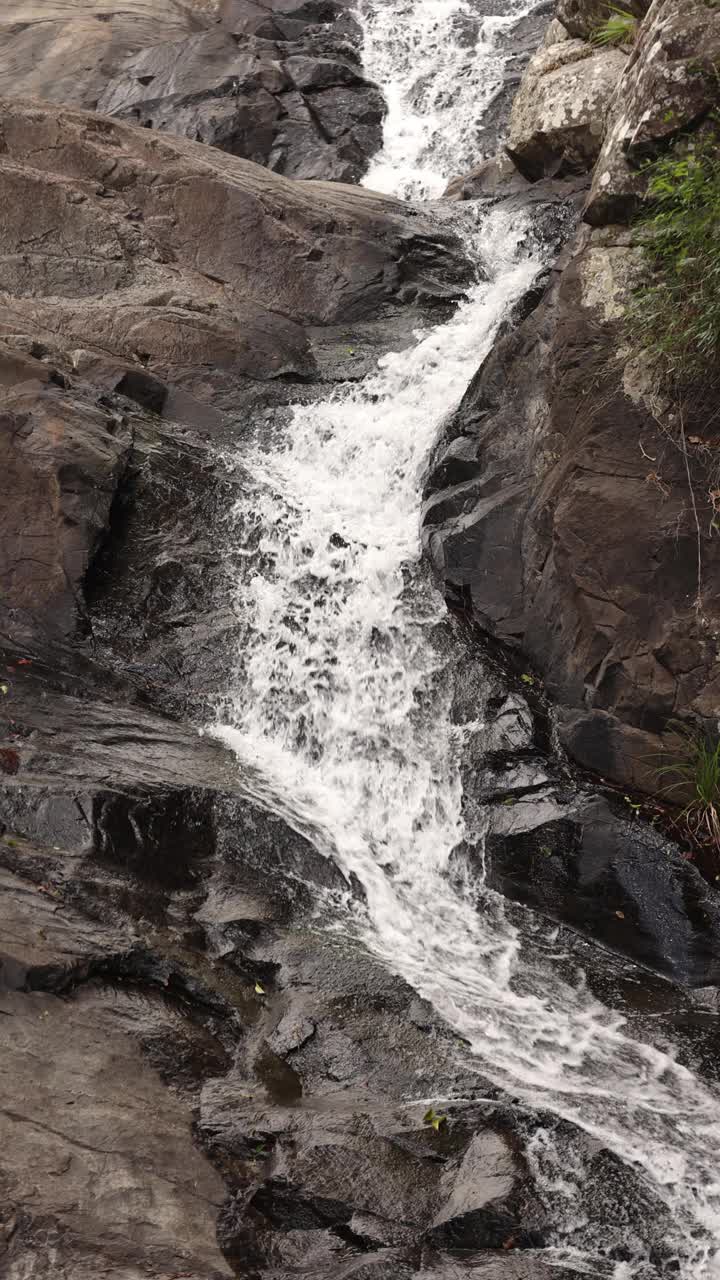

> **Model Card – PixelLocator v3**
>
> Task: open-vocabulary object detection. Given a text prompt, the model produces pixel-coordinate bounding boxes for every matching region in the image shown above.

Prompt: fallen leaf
[254,981,266,995]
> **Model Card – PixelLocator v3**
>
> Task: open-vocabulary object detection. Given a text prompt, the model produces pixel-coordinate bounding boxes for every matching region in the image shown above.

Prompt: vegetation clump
[656,725,720,850]
[630,132,720,386]
[592,5,638,46]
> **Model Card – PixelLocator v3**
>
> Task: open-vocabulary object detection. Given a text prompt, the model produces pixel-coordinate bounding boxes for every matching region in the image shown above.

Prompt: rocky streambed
[2,1,720,1278]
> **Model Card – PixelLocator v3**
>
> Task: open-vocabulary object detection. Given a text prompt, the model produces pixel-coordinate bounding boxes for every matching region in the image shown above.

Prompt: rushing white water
[214,0,720,1274]
[360,0,534,199]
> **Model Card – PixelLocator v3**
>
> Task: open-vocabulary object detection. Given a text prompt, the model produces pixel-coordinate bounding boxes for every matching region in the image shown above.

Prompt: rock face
[1,0,384,182]
[0,95,465,395]
[426,0,720,797]
[0,1,213,109]
[0,363,131,638]
[98,25,385,182]
[586,0,720,225]
[424,223,720,795]
[451,640,720,987]
[506,21,625,180]
[0,95,466,657]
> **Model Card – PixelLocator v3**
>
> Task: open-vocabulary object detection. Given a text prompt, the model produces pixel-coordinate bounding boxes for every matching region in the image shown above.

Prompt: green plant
[423,1107,447,1131]
[656,725,720,848]
[629,132,720,385]
[592,5,638,46]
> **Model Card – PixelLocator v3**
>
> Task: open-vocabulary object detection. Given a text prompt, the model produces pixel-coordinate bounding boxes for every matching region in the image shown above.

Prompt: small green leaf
[0,684,8,695]
[254,981,266,995]
[520,673,534,685]
[423,1106,447,1131]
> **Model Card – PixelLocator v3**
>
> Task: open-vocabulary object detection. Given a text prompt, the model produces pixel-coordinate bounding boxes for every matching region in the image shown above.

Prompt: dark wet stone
[483,793,720,987]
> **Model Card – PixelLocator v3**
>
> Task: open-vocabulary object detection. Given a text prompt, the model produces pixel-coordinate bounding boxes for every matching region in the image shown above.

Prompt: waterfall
[213,0,720,1273]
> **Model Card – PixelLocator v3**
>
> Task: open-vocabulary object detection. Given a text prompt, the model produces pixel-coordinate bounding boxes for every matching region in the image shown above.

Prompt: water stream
[214,1,720,1273]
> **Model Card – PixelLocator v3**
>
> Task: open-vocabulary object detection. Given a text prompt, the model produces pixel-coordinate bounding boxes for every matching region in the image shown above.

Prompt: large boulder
[0,0,383,182]
[506,21,626,180]
[97,26,385,182]
[0,99,466,405]
[586,0,720,225]
[484,793,720,986]
[422,224,720,796]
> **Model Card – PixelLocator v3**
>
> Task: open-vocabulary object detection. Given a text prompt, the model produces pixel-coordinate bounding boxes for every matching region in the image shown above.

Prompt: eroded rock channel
[2,1,720,1278]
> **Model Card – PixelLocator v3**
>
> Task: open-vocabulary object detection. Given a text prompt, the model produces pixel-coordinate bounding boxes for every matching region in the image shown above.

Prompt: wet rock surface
[0,98,466,405]
[423,223,720,800]
[0,662,696,1277]
[2,0,383,184]
[455,2,555,170]
[3,0,720,1275]
[98,24,385,183]
[448,629,720,988]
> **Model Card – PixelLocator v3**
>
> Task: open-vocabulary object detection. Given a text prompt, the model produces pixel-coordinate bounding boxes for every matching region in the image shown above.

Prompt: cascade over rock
[0,95,466,651]
[3,0,720,1277]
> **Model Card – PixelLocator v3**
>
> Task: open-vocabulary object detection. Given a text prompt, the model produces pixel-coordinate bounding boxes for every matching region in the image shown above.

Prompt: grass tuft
[592,5,638,46]
[656,725,720,849]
